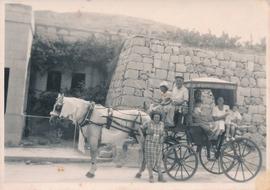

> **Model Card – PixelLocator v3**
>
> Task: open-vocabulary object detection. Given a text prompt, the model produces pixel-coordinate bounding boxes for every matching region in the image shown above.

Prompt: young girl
[136,111,166,183]
[225,105,242,141]
[212,97,230,136]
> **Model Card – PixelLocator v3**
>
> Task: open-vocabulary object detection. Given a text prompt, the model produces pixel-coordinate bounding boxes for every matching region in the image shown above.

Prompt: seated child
[149,81,172,122]
[225,105,242,141]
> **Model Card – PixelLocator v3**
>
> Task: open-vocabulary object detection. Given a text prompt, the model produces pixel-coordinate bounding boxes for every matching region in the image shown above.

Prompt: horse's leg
[115,139,129,167]
[86,124,102,178]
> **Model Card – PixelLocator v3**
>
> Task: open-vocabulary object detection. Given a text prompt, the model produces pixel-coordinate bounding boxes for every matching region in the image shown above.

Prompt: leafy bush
[30,35,122,75]
[28,36,123,116]
[164,29,266,53]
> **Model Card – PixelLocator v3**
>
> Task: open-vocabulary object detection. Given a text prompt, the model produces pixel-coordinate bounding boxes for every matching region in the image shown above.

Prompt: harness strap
[76,122,88,144]
[106,108,113,129]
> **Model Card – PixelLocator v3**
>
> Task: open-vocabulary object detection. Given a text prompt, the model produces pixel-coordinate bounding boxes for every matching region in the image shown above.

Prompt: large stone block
[247,61,254,72]
[167,71,175,81]
[184,73,190,80]
[132,46,150,55]
[134,89,143,97]
[257,78,266,88]
[234,68,246,78]
[124,69,138,79]
[254,72,266,79]
[237,95,244,105]
[195,64,206,73]
[228,61,236,69]
[254,63,264,72]
[143,57,153,64]
[217,52,225,60]
[230,76,240,85]
[150,44,164,53]
[123,87,135,95]
[133,37,145,46]
[127,62,144,70]
[252,114,265,124]
[162,54,171,62]
[178,55,184,63]
[143,63,153,72]
[154,53,162,59]
[206,67,215,75]
[215,68,223,76]
[175,63,187,72]
[123,79,146,89]
[224,69,234,76]
[121,95,145,108]
[223,51,232,60]
[168,62,176,71]
[149,78,163,88]
[239,87,251,97]
[154,59,168,70]
[172,46,180,54]
[203,58,211,66]
[191,56,200,64]
[211,58,219,66]
[128,53,142,62]
[155,69,167,79]
[260,88,266,96]
[190,73,199,79]
[242,113,252,123]
[249,78,256,87]
[170,55,179,63]
[164,46,173,54]
[185,56,192,64]
[240,78,249,87]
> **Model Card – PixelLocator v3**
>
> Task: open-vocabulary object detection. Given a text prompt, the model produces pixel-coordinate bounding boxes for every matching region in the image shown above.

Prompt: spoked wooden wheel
[220,138,262,182]
[153,138,178,173]
[164,144,198,181]
[199,146,223,174]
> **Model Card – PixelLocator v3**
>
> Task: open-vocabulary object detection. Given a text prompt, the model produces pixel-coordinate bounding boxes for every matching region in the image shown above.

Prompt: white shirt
[212,105,230,118]
[171,85,189,103]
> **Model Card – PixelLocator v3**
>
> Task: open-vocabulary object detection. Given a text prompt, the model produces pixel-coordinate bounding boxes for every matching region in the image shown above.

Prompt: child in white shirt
[225,105,242,141]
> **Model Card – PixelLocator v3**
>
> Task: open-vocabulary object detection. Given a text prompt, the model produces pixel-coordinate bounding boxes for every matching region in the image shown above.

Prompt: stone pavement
[4,147,111,163]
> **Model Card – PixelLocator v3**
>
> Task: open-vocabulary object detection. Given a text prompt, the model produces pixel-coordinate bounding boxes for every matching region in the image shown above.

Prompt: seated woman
[192,101,219,140]
[212,97,230,136]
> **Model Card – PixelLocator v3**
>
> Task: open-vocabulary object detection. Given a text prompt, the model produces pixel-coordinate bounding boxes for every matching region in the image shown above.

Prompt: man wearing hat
[168,74,189,126]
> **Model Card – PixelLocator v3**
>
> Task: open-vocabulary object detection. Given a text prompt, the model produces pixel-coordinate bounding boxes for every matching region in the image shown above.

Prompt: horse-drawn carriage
[160,77,262,182]
[49,77,262,182]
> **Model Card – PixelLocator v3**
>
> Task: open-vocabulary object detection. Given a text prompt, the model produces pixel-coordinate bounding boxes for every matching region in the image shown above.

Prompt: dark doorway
[71,73,85,90]
[46,71,62,92]
[4,68,10,113]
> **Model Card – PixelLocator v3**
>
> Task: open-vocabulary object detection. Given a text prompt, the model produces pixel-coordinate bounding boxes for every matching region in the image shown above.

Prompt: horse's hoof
[86,172,95,178]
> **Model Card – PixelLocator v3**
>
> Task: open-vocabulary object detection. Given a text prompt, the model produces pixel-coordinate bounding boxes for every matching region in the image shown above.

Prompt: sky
[5,0,269,43]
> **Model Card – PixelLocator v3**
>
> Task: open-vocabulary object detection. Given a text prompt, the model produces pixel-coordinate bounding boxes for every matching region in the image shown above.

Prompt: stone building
[4,4,34,145]
[4,4,266,147]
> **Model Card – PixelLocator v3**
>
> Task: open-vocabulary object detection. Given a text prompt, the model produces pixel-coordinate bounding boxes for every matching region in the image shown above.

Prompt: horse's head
[49,93,65,126]
[49,93,96,126]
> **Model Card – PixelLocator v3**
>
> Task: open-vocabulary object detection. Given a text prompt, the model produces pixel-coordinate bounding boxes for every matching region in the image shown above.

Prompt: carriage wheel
[199,146,223,174]
[164,144,198,181]
[220,138,262,182]
[153,138,178,173]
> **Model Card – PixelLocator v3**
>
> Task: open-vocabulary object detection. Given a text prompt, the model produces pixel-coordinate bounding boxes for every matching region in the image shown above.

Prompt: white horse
[49,94,150,178]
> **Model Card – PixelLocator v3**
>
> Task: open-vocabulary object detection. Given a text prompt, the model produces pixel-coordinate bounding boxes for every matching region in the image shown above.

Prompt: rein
[81,108,143,143]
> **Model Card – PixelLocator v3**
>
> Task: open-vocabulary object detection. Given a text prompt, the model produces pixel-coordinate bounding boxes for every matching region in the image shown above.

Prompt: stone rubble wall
[106,36,266,147]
